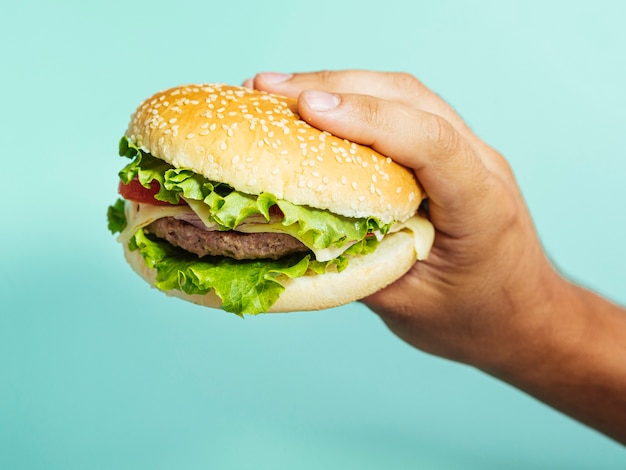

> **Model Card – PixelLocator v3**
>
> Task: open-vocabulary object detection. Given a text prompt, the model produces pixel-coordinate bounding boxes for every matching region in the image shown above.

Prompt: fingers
[251,70,427,105]
[297,89,491,229]
[253,70,415,100]
[249,70,474,139]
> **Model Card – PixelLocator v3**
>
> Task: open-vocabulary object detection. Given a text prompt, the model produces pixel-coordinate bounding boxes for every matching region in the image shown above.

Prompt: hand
[247,70,565,369]
[247,70,626,444]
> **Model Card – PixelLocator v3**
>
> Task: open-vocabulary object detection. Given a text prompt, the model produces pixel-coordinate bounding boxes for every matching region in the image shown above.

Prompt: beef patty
[145,217,309,260]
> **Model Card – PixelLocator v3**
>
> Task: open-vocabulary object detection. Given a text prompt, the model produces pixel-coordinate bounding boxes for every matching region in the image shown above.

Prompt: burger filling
[107,136,401,315]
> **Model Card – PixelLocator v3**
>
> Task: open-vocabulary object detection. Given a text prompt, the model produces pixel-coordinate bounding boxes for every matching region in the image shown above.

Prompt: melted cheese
[117,201,197,244]
[392,214,435,260]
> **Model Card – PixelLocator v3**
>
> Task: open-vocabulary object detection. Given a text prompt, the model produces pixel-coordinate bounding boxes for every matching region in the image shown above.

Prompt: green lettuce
[108,136,391,315]
[129,229,347,316]
[107,198,127,234]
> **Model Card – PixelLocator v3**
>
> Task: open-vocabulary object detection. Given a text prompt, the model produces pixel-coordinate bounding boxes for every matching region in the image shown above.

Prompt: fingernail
[258,72,292,84]
[302,90,340,111]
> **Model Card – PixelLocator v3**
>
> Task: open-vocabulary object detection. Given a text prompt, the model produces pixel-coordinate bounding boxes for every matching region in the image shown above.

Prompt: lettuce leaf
[130,229,344,316]
[117,136,391,246]
[107,198,127,234]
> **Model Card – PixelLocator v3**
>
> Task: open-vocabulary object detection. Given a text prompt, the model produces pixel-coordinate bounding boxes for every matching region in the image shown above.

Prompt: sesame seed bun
[126,83,424,223]
[123,230,418,313]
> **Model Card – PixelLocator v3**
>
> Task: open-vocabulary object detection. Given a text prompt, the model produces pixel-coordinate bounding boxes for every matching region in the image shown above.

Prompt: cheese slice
[392,214,435,260]
[117,201,195,245]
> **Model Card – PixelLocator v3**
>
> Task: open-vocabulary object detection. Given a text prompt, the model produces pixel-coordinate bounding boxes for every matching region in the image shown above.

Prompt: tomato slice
[118,178,186,206]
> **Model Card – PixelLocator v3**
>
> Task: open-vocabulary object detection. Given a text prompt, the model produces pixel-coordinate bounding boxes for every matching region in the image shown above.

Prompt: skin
[247,70,626,444]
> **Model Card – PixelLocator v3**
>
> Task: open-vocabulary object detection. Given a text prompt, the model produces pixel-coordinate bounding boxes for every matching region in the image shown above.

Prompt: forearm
[481,278,626,444]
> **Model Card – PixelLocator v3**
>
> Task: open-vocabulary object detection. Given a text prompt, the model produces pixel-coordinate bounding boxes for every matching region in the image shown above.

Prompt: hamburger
[107,83,434,315]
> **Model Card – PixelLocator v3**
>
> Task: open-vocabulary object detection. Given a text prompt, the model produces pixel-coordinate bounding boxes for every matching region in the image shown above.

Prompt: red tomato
[118,178,186,206]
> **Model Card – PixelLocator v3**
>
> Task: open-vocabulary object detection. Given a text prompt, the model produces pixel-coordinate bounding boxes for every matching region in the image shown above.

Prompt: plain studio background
[1,1,625,468]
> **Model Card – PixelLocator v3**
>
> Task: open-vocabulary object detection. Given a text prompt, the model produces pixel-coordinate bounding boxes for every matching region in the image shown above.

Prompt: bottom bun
[123,230,417,313]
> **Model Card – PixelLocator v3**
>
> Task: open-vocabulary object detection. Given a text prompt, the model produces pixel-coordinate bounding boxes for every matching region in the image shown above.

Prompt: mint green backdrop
[1,1,625,468]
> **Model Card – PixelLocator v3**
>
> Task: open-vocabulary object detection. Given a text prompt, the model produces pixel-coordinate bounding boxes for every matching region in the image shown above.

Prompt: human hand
[246,70,567,369]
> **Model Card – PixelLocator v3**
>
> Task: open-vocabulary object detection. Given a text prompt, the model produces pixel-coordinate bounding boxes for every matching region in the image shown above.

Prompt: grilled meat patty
[145,217,309,260]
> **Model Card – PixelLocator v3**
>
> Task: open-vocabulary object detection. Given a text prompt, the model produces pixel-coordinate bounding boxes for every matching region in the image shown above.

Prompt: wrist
[473,270,585,379]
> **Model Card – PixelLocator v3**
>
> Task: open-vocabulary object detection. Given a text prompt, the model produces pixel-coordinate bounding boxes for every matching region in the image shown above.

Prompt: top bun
[126,84,424,223]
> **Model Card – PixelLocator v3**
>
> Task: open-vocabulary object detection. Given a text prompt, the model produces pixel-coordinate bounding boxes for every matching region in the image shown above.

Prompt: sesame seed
[352,181,358,190]
[186,133,195,139]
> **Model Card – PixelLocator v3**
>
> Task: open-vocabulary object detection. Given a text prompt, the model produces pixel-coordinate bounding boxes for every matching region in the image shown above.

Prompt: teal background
[1,0,625,468]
